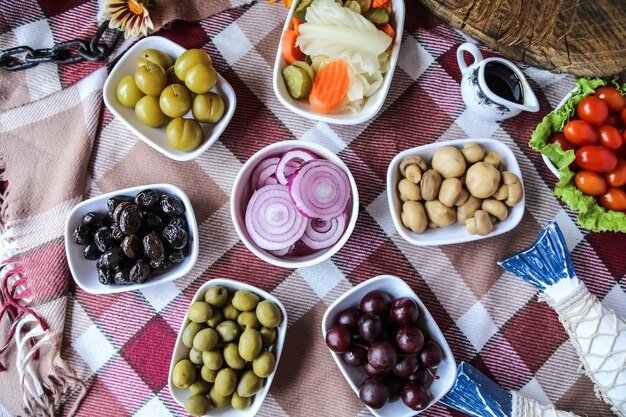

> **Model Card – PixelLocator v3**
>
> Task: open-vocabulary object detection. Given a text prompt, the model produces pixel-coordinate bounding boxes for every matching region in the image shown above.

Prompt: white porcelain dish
[64,183,199,294]
[230,140,359,269]
[387,138,525,246]
[541,90,575,179]
[168,278,288,416]
[103,36,236,161]
[321,274,456,416]
[272,0,405,125]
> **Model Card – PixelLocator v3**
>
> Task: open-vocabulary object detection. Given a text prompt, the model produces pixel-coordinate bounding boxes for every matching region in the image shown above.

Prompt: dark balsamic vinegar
[484,62,524,104]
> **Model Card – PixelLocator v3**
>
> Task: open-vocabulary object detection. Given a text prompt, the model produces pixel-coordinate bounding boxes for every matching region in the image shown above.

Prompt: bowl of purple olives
[322,275,456,416]
[64,183,198,294]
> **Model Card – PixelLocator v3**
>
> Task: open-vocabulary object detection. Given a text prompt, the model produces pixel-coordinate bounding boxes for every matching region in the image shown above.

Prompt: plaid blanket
[1,0,625,416]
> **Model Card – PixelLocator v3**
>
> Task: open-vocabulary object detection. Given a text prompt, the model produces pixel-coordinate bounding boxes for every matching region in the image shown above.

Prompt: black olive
[113,267,132,285]
[160,194,184,216]
[143,211,164,232]
[162,224,188,250]
[149,258,170,275]
[112,201,132,224]
[168,216,187,231]
[107,195,134,214]
[93,227,114,252]
[73,224,92,245]
[135,189,159,208]
[98,247,124,270]
[168,250,184,264]
[119,204,143,235]
[110,224,124,241]
[129,259,150,284]
[82,212,108,230]
[97,267,114,285]
[121,235,141,259]
[83,244,101,260]
[143,232,164,261]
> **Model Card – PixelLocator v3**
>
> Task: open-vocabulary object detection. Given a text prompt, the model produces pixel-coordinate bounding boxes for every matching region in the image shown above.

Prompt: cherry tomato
[597,188,626,211]
[605,113,623,129]
[595,86,626,113]
[598,125,623,150]
[575,145,618,173]
[563,120,598,146]
[621,108,626,127]
[575,171,607,196]
[615,146,626,160]
[548,132,576,151]
[605,159,626,187]
[577,96,609,127]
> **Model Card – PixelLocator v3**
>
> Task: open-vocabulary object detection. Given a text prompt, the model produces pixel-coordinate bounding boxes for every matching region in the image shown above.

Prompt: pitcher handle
[457,42,483,74]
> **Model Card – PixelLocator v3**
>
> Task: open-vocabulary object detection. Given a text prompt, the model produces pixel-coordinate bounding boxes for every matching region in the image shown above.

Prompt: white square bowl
[168,278,288,416]
[321,274,456,416]
[64,183,199,294]
[272,0,406,125]
[103,36,236,161]
[387,138,525,246]
[230,140,359,269]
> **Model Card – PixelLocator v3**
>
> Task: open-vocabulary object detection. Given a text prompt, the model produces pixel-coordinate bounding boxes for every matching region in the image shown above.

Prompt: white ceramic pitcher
[457,42,539,122]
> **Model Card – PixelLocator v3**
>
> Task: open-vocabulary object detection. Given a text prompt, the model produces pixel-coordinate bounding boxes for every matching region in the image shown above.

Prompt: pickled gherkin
[365,8,389,25]
[282,65,313,100]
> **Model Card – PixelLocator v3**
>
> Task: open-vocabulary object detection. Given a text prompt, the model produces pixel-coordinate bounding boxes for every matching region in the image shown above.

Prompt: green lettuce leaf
[529,77,626,232]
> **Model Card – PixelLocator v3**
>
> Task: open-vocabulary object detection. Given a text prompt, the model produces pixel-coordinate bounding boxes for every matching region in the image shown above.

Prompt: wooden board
[419,0,626,77]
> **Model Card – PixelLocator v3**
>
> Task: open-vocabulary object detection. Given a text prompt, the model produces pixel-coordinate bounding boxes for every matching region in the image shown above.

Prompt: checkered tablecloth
[1,1,625,416]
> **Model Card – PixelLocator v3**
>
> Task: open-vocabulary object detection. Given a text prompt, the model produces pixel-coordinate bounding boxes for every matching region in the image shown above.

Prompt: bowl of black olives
[322,275,456,416]
[64,184,199,294]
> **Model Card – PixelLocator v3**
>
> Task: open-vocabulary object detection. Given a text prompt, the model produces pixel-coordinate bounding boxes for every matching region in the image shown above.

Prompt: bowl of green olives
[64,183,199,294]
[169,279,287,416]
[103,36,236,161]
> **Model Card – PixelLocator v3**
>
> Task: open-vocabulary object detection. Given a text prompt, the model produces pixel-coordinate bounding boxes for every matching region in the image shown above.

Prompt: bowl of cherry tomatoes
[531,78,626,232]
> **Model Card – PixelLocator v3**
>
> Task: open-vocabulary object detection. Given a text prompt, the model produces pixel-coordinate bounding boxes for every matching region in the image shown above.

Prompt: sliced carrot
[292,17,302,36]
[378,23,395,40]
[309,60,350,114]
[281,29,305,64]
[282,0,293,8]
[372,0,391,10]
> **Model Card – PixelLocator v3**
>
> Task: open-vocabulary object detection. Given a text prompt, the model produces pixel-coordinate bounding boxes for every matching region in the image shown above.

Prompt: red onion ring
[276,149,318,185]
[300,213,347,250]
[288,160,351,220]
[250,157,279,191]
[245,185,307,250]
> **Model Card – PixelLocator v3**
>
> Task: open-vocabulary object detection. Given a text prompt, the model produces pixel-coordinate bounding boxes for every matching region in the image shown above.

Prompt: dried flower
[104,0,154,39]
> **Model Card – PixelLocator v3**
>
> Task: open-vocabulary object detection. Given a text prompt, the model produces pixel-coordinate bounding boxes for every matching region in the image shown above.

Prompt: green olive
[256,300,282,328]
[135,95,167,128]
[207,309,224,328]
[216,320,240,342]
[172,359,196,389]
[184,394,211,416]
[201,365,218,383]
[189,347,204,365]
[223,301,241,321]
[223,343,245,370]
[232,290,260,312]
[116,75,145,108]
[134,62,167,96]
[231,391,252,410]
[182,322,206,348]
[184,63,217,94]
[192,92,225,123]
[205,286,229,307]
[189,378,212,395]
[253,351,276,378]
[136,49,173,70]
[237,369,263,398]
[166,118,203,152]
[209,385,231,408]
[260,327,277,348]
[202,349,223,370]
[214,368,237,397]
[193,328,219,351]
[159,84,192,118]
[175,49,212,80]
[237,311,261,331]
[239,328,262,361]
[187,301,213,323]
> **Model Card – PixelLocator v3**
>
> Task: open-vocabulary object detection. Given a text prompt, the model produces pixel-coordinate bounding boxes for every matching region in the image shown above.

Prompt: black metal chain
[0,21,122,71]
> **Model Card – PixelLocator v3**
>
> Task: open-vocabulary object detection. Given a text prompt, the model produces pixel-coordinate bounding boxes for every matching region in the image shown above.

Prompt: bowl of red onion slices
[231,141,359,268]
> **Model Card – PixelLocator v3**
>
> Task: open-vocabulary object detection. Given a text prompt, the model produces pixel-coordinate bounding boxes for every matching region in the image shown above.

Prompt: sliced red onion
[268,246,292,256]
[300,212,347,250]
[250,157,279,191]
[263,175,279,187]
[289,240,316,256]
[245,185,307,251]
[276,149,318,185]
[288,159,351,220]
